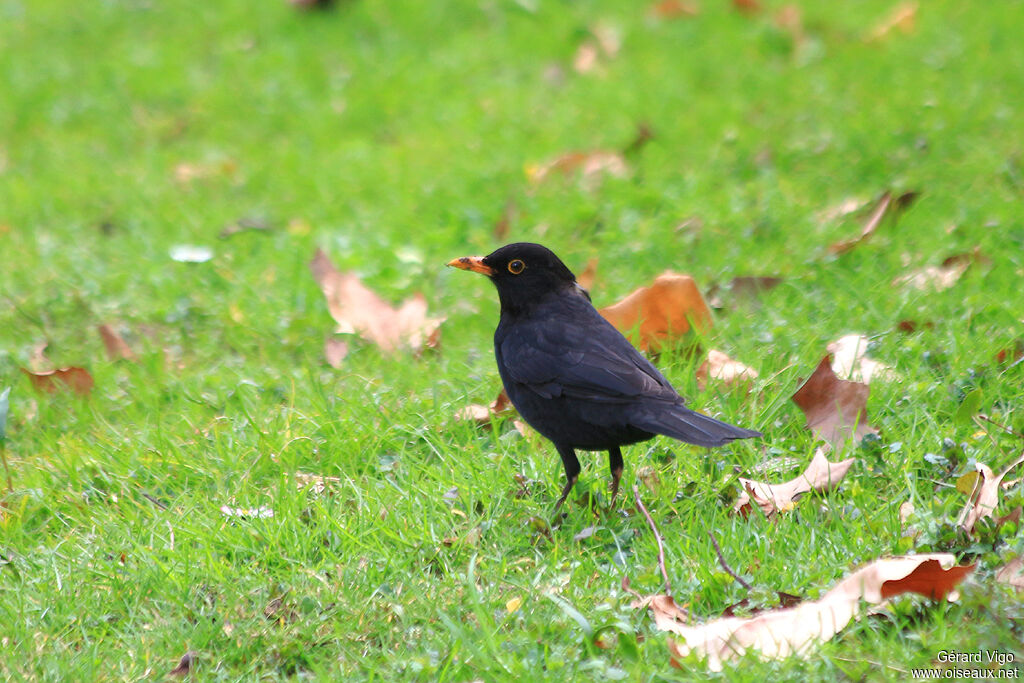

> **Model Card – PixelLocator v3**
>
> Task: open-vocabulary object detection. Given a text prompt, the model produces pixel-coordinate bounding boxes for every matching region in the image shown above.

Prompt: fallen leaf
[893,248,989,292]
[696,350,759,391]
[455,389,514,427]
[21,367,94,396]
[169,245,214,263]
[828,191,919,254]
[650,0,699,19]
[705,276,782,310]
[995,341,1023,365]
[310,248,443,354]
[631,593,690,632]
[526,150,628,187]
[97,324,136,361]
[792,355,877,449]
[655,554,971,671]
[731,0,760,13]
[734,447,855,518]
[169,651,197,677]
[865,1,918,42]
[574,525,598,541]
[957,451,1024,534]
[995,556,1024,591]
[599,272,712,352]
[896,319,934,333]
[324,336,349,368]
[826,334,895,384]
[506,596,523,613]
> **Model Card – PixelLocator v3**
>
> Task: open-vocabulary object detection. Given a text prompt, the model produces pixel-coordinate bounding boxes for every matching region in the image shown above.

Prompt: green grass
[2,0,1023,679]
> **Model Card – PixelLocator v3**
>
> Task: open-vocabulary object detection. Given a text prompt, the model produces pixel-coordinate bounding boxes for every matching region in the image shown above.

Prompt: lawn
[1,0,1023,680]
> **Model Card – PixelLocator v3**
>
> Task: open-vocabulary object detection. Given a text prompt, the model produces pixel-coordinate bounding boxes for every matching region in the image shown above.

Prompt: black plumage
[449,243,760,511]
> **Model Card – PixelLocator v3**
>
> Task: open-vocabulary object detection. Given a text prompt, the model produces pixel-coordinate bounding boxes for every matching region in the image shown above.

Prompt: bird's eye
[508,259,525,274]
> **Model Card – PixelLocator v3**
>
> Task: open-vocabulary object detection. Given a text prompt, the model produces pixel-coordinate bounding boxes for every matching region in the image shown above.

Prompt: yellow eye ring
[508,259,525,274]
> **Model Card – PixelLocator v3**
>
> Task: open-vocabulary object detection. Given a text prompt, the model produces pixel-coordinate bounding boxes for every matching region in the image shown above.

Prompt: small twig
[633,485,671,596]
[708,530,752,591]
[977,414,1024,439]
[141,492,168,510]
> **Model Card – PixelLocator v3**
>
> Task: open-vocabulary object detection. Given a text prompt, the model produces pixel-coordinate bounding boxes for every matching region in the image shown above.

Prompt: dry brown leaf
[576,257,598,292]
[774,5,805,48]
[655,554,971,671]
[599,272,712,352]
[827,191,919,254]
[631,594,690,631]
[732,0,760,13]
[455,389,514,427]
[650,0,699,19]
[734,448,855,518]
[865,2,918,42]
[168,651,198,677]
[894,249,989,291]
[310,248,443,354]
[792,354,877,449]
[826,334,895,384]
[21,367,94,396]
[696,350,759,391]
[526,150,628,187]
[324,336,349,368]
[995,556,1024,591]
[97,324,136,361]
[957,451,1024,534]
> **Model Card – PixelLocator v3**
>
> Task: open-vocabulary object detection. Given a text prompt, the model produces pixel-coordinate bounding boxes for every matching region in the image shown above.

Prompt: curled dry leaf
[995,556,1024,591]
[310,248,443,354]
[696,350,758,391]
[792,354,877,449]
[957,451,1024,534]
[599,272,712,352]
[21,367,94,396]
[661,555,972,671]
[455,389,514,427]
[97,324,136,361]
[865,1,918,42]
[827,191,919,255]
[526,150,628,187]
[826,334,895,384]
[168,651,198,677]
[734,447,856,518]
[893,248,989,292]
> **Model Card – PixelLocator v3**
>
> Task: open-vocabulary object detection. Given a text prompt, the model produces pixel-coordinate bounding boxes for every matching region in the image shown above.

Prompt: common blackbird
[449,243,761,512]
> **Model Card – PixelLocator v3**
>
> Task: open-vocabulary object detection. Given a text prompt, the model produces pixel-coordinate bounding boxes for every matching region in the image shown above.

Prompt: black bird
[449,242,761,511]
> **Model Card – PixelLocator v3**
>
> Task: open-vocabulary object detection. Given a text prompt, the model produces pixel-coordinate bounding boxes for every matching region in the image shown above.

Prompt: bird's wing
[498,303,676,403]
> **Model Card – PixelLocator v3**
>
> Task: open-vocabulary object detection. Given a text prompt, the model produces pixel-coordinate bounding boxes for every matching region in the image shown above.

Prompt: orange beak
[447,255,494,276]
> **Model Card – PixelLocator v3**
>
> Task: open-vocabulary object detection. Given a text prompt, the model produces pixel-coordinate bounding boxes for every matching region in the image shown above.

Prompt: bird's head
[448,242,586,314]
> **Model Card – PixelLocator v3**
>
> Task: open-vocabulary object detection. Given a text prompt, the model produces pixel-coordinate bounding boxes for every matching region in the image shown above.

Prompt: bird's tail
[634,405,761,448]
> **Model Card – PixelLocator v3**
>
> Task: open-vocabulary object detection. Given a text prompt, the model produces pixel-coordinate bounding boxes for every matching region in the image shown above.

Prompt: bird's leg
[553,444,581,514]
[608,446,624,506]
